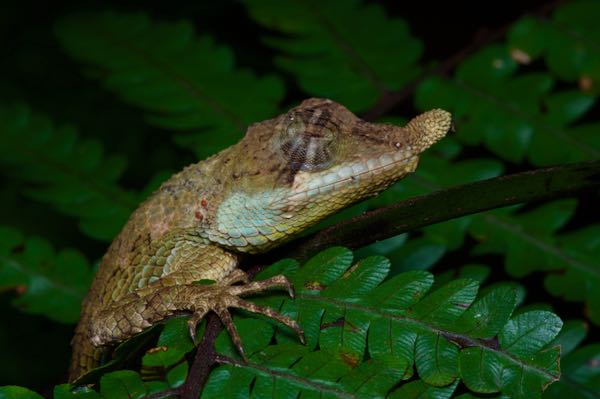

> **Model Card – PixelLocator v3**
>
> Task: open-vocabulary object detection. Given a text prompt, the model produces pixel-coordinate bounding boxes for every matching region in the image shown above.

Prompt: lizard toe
[187,307,209,343]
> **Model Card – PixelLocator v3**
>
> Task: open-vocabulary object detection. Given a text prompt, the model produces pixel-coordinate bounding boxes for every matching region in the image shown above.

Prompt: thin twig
[179,314,222,399]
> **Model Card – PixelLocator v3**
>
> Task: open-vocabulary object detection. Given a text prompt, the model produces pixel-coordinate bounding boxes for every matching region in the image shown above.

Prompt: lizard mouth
[286,148,418,204]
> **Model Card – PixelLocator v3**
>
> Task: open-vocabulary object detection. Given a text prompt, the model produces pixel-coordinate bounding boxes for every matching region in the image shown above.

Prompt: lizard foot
[89,273,304,360]
[187,273,305,360]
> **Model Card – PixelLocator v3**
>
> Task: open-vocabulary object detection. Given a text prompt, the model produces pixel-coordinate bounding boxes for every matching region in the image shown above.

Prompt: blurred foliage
[0,226,92,323]
[0,106,138,241]
[245,0,423,111]
[55,12,284,159]
[0,0,598,397]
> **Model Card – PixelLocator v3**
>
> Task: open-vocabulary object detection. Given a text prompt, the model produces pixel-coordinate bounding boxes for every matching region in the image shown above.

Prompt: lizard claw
[224,274,304,342]
[186,274,305,359]
[187,309,208,344]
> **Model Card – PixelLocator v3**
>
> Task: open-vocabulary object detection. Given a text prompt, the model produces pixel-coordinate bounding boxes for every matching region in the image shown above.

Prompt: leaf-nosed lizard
[69,98,451,382]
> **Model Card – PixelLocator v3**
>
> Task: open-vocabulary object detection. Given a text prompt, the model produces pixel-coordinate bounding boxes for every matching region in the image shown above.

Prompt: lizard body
[69,98,451,382]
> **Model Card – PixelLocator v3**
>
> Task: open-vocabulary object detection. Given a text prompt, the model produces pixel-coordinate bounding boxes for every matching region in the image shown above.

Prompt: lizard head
[205,98,451,252]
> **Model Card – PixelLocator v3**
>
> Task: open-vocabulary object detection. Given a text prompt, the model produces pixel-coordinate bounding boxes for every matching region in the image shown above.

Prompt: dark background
[1,0,593,395]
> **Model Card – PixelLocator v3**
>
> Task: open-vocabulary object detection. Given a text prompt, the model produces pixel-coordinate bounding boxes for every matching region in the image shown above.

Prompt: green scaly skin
[69,98,451,382]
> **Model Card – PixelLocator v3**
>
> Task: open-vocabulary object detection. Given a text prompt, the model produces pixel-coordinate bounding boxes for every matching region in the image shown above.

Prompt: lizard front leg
[88,239,303,362]
[90,273,303,357]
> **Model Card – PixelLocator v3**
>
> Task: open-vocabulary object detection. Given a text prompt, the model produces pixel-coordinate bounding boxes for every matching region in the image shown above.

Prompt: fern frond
[201,248,561,398]
[245,0,423,112]
[55,12,284,158]
[75,248,561,398]
[0,105,137,241]
[0,226,93,323]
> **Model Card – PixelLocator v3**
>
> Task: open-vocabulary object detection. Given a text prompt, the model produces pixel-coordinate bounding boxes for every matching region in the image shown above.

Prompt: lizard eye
[278,116,337,171]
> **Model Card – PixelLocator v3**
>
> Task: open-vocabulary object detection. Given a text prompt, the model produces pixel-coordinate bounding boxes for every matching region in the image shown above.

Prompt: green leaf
[55,12,284,158]
[457,285,517,338]
[245,0,423,111]
[0,386,44,399]
[293,246,354,290]
[411,278,479,328]
[415,333,459,386]
[99,371,146,399]
[499,311,563,357]
[215,318,274,359]
[389,380,458,399]
[459,345,561,399]
[166,362,188,388]
[339,359,408,397]
[542,91,595,126]
[142,317,194,373]
[0,226,93,323]
[367,270,433,311]
[53,385,101,399]
[434,264,491,289]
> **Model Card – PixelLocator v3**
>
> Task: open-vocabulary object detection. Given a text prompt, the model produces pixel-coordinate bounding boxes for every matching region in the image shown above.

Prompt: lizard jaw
[287,149,419,204]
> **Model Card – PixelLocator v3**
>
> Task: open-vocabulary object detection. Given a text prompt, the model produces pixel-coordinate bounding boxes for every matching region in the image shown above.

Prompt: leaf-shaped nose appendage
[404,109,452,152]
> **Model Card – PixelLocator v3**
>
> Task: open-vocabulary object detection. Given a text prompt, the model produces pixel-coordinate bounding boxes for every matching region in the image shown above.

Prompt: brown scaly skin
[69,98,451,382]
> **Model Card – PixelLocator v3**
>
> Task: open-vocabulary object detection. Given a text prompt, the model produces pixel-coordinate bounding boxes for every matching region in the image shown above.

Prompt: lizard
[69,98,451,383]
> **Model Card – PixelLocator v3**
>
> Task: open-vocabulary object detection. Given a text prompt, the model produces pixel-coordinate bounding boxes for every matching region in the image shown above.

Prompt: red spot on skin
[195,211,203,220]
[201,199,208,207]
